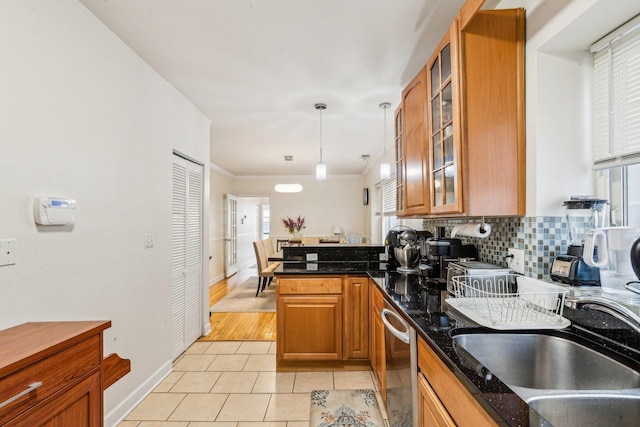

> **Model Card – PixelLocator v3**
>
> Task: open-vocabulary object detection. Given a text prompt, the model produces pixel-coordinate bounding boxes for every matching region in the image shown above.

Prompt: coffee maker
[550,197,608,286]
[425,227,477,281]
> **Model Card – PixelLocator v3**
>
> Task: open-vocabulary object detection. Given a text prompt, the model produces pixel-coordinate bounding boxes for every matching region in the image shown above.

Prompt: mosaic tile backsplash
[422,216,569,280]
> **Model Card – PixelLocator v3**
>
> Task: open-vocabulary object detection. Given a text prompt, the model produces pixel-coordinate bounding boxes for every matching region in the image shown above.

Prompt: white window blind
[592,14,640,169]
[375,177,396,215]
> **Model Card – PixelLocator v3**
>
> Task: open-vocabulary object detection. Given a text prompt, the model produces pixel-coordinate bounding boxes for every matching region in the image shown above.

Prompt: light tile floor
[118,341,386,427]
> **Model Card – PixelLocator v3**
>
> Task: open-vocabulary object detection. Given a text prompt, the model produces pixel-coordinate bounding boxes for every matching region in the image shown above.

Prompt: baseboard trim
[209,273,225,285]
[104,359,173,427]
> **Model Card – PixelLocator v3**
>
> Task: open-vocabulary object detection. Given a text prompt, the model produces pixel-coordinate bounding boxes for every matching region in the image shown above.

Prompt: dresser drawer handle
[0,381,43,409]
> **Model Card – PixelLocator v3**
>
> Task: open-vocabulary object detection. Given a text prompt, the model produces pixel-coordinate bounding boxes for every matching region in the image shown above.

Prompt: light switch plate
[0,239,16,266]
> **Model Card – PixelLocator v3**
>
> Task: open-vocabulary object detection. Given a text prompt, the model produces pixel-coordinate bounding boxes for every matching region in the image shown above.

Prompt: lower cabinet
[277,275,369,362]
[417,336,498,427]
[369,281,386,400]
[0,321,130,427]
[344,276,369,359]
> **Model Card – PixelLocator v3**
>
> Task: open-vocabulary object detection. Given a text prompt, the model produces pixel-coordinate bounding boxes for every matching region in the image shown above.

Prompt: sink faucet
[565,296,640,335]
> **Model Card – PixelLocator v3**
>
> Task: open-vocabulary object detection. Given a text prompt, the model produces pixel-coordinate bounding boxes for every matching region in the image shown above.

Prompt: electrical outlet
[507,248,525,274]
[0,239,16,266]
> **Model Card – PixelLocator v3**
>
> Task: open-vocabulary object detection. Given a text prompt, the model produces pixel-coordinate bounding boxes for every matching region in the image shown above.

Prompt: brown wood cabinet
[397,4,525,217]
[369,281,386,401]
[394,106,405,213]
[399,67,431,216]
[0,321,130,427]
[418,336,498,427]
[277,275,370,363]
[343,276,369,360]
[426,21,463,214]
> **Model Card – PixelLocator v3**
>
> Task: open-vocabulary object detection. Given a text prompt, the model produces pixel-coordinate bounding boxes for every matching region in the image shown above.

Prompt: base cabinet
[369,281,386,400]
[0,321,130,427]
[277,275,369,363]
[344,277,369,359]
[418,337,498,427]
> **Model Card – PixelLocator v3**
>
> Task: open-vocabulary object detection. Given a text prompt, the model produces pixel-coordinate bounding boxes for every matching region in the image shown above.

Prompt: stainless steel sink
[451,331,640,426]
[527,394,640,427]
[451,332,640,391]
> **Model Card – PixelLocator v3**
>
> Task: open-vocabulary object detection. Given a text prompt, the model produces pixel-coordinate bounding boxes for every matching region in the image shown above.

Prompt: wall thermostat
[34,196,77,225]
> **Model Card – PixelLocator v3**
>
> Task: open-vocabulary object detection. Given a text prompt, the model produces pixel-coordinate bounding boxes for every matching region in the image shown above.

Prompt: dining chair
[253,241,280,297]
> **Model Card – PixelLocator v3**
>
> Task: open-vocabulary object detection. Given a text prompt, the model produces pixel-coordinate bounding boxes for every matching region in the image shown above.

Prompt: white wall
[0,1,210,425]
[233,175,367,239]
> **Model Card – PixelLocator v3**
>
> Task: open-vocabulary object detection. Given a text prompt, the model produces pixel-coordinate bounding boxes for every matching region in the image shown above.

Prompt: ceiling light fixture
[315,103,327,180]
[379,102,392,180]
[274,155,303,193]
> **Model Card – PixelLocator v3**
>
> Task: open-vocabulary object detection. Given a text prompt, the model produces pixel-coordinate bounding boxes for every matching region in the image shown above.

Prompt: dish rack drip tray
[447,274,571,330]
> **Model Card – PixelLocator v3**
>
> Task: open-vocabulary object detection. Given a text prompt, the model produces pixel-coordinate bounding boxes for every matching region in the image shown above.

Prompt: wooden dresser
[0,321,130,426]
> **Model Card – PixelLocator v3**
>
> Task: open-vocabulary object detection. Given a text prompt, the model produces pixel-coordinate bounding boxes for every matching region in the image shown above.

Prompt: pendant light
[379,102,392,180]
[315,103,327,180]
[274,155,303,193]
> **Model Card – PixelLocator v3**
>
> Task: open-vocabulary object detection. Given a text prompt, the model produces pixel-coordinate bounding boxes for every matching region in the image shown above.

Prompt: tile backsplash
[421,216,568,279]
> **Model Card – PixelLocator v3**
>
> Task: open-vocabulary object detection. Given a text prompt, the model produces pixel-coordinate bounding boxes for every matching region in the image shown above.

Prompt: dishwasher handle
[381,308,410,344]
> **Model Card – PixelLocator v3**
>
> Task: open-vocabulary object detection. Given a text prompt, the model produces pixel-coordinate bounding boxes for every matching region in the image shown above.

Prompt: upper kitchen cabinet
[398,6,525,217]
[426,21,463,214]
[398,67,431,216]
[458,8,526,217]
[394,106,405,214]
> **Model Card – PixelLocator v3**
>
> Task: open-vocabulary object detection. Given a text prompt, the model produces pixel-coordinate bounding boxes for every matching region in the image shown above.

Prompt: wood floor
[199,267,277,341]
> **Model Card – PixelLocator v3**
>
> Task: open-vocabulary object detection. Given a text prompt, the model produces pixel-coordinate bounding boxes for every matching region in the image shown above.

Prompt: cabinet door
[277,295,343,361]
[418,373,455,427]
[394,106,405,214]
[7,371,102,427]
[426,21,463,214]
[344,277,369,359]
[400,67,430,216]
[369,283,386,401]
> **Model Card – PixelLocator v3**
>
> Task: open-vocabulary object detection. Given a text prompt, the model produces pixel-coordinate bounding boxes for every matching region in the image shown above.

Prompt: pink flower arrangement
[282,215,305,234]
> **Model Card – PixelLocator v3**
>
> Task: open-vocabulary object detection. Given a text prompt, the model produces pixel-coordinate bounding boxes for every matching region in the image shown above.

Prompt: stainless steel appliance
[385,227,432,274]
[550,197,608,286]
[380,303,418,427]
[446,260,512,293]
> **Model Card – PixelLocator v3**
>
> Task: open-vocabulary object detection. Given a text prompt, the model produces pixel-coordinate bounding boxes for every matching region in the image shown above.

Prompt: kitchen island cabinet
[276,275,370,366]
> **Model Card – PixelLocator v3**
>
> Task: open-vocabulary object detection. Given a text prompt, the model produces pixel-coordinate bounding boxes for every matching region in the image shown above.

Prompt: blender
[550,197,608,285]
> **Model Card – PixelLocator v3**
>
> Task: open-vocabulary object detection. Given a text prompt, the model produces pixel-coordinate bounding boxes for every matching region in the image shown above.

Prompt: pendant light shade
[315,103,327,180]
[275,155,303,193]
[316,163,326,180]
[379,102,392,180]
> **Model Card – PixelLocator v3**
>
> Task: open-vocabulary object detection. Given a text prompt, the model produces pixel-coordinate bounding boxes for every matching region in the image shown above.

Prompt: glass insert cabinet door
[428,30,462,214]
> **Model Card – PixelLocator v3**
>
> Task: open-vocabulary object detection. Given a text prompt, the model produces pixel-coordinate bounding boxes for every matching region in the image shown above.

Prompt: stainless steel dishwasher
[381,302,418,427]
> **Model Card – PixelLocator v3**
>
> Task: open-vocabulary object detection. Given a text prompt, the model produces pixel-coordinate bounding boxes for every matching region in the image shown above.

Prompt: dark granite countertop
[276,261,640,426]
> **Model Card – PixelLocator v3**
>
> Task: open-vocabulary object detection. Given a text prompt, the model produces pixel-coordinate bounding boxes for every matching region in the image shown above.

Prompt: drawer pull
[0,381,43,409]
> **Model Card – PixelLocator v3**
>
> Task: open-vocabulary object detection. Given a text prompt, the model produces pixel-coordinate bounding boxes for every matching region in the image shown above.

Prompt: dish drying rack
[447,274,571,330]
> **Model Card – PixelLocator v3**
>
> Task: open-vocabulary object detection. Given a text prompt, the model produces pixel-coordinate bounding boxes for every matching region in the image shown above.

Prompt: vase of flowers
[283,215,305,242]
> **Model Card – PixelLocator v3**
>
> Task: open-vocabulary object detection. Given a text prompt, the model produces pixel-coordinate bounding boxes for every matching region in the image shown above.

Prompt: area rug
[210,277,276,312]
[310,389,385,427]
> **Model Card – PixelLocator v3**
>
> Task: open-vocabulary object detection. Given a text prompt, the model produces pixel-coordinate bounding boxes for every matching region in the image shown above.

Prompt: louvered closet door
[171,154,203,360]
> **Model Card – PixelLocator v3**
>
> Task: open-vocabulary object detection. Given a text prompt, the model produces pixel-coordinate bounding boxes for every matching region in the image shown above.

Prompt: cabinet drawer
[279,277,342,294]
[0,335,101,424]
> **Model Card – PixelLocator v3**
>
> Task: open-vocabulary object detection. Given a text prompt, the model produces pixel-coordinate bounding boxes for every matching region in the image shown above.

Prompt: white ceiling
[79,0,465,176]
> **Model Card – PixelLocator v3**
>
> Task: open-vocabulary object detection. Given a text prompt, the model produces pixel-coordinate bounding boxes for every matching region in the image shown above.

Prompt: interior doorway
[224,195,270,275]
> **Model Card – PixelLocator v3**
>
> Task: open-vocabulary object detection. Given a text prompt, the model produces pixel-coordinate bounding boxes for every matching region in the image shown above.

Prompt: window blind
[592,14,640,169]
[375,177,397,216]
